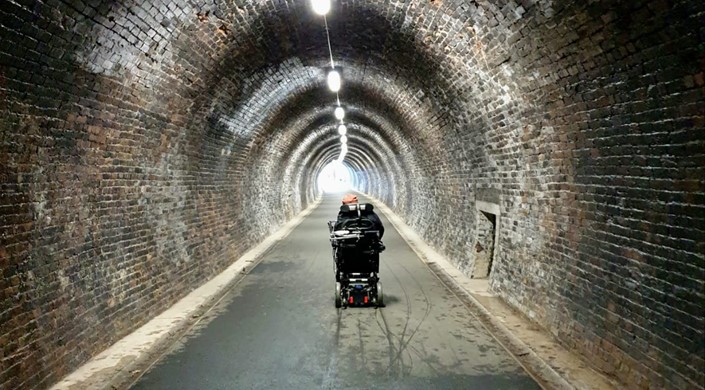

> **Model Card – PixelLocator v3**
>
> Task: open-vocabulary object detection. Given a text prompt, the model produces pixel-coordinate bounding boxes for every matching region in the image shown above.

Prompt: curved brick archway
[0,1,703,388]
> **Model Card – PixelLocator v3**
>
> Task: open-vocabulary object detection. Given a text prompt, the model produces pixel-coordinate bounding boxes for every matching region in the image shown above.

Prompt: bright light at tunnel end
[318,160,352,193]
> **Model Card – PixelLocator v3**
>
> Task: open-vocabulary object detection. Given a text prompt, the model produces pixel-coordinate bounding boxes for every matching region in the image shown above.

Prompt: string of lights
[311,0,347,162]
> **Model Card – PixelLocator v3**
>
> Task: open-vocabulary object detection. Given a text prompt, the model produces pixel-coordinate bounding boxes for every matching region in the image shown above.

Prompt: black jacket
[335,204,385,239]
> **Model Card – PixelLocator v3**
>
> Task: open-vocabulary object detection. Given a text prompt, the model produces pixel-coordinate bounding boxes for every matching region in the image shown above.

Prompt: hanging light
[311,0,331,15]
[327,69,341,92]
[337,124,347,135]
[338,145,347,162]
[334,106,345,120]
[340,135,347,144]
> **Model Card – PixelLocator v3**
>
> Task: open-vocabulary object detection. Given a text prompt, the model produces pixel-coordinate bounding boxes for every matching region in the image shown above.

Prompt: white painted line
[50,197,322,390]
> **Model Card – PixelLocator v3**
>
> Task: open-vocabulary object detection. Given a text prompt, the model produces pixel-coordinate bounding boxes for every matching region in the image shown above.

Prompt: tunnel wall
[350,1,704,389]
[0,3,323,388]
[0,1,703,389]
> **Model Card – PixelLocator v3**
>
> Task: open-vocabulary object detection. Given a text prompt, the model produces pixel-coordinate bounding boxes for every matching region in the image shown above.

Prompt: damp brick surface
[0,0,703,389]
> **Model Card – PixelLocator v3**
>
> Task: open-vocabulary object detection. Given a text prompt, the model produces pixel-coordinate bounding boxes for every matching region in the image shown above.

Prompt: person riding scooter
[335,194,385,251]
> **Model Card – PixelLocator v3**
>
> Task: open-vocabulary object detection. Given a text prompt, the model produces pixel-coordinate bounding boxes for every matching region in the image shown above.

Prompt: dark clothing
[335,204,385,239]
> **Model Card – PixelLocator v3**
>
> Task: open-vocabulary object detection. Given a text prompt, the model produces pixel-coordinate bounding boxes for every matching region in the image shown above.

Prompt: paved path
[131,195,540,389]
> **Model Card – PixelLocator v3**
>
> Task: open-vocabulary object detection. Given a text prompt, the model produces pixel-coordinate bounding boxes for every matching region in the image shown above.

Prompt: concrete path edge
[362,193,578,390]
[49,198,323,390]
[50,193,616,390]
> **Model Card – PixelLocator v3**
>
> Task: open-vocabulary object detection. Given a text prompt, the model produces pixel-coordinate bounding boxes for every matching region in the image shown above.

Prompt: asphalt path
[131,194,540,389]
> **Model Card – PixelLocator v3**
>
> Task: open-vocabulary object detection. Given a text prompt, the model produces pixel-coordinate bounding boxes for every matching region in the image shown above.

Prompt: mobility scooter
[328,203,384,308]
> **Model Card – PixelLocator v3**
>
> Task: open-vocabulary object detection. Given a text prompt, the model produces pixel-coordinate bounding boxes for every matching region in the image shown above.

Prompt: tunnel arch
[0,1,703,389]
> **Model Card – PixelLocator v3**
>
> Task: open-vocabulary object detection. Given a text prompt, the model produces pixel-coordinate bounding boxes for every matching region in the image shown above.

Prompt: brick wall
[0,2,330,388]
[0,0,702,389]
[350,1,705,388]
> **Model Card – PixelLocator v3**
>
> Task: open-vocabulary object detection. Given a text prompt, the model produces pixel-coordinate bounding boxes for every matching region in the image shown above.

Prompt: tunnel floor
[130,194,540,389]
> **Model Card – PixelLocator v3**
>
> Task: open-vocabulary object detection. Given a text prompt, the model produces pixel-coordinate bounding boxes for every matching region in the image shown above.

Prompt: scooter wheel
[335,282,342,308]
[376,282,384,307]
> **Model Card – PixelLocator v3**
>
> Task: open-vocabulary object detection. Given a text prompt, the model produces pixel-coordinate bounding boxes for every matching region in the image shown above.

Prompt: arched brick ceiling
[64,0,507,205]
[1,1,703,388]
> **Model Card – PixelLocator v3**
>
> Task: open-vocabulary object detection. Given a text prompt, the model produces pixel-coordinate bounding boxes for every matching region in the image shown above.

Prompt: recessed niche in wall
[471,201,500,279]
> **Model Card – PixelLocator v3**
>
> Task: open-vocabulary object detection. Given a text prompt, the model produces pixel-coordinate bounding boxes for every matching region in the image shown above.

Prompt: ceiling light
[311,0,331,15]
[327,69,341,92]
[334,106,345,120]
[337,124,347,135]
[340,135,347,144]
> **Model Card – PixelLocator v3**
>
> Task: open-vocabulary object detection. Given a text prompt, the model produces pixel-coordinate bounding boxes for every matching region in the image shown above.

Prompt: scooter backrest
[339,203,374,215]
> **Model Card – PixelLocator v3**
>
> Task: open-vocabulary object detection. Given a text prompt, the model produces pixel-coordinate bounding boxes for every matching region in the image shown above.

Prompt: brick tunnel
[1,1,703,389]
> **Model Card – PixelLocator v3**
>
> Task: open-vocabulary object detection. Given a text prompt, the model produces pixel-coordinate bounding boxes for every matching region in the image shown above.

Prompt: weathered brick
[0,0,703,389]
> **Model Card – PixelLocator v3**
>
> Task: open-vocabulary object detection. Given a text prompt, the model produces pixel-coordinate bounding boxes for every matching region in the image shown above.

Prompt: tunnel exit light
[317,160,351,193]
